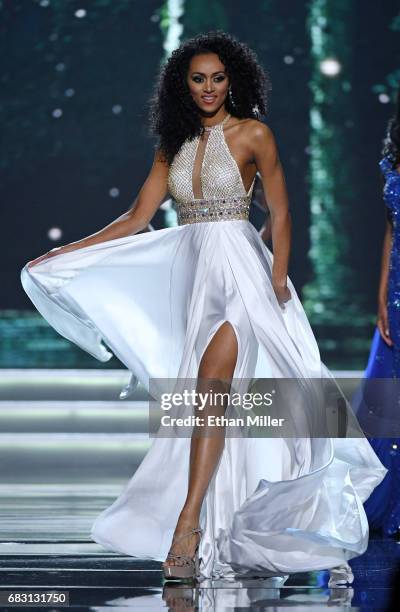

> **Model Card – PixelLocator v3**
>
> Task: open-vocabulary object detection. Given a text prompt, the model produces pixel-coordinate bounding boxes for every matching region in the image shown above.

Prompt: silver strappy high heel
[162,526,203,580]
[328,562,354,587]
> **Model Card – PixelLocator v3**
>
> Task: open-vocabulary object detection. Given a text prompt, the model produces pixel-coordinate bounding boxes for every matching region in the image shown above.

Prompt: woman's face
[186,52,230,114]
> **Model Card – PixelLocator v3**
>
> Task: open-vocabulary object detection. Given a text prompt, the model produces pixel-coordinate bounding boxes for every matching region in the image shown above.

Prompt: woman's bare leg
[163,321,238,568]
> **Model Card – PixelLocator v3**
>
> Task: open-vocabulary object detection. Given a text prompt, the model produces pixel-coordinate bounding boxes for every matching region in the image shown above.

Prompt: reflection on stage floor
[0,369,399,610]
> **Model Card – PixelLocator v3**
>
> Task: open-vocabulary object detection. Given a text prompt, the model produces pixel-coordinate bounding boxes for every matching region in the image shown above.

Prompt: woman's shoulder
[230,116,271,134]
[230,117,275,149]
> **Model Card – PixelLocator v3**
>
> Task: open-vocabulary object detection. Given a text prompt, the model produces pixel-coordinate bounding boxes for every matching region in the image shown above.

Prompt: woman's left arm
[251,121,292,305]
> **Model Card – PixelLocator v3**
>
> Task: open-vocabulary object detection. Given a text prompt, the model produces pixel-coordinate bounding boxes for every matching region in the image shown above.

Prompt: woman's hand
[273,281,292,308]
[377,300,393,346]
[376,219,393,347]
[27,245,71,269]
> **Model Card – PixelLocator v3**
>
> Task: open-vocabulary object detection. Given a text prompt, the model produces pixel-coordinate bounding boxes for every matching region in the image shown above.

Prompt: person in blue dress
[358,90,400,537]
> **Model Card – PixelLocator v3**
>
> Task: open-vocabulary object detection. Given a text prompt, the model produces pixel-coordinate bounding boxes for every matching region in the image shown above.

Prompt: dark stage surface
[0,539,399,609]
[0,370,399,610]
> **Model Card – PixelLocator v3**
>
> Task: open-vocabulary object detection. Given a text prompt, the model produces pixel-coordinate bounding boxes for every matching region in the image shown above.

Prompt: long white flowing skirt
[20,219,386,579]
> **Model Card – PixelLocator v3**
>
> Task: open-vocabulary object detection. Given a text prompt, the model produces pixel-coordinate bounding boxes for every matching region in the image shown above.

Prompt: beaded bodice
[380,155,400,221]
[167,113,255,225]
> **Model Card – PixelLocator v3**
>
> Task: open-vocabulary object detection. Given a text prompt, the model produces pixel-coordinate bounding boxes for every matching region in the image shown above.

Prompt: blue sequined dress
[360,154,400,535]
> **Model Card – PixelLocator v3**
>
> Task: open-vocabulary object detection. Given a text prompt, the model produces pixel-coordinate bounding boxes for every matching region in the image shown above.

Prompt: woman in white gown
[21,31,386,582]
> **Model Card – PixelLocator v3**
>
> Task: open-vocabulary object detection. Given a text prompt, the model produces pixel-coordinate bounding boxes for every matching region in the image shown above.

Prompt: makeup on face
[187,54,229,110]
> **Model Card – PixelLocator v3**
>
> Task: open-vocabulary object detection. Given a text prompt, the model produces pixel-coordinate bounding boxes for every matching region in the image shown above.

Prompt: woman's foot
[163,515,202,571]
[328,562,354,588]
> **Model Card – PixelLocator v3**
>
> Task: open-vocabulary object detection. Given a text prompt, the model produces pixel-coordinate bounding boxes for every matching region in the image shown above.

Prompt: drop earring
[228,86,234,107]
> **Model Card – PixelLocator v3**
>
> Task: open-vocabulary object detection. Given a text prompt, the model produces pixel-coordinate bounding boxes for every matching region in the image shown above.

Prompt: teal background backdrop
[1,0,400,368]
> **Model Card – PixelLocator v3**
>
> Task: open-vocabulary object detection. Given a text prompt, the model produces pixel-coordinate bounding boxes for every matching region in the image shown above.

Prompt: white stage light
[48,227,63,241]
[283,55,294,64]
[319,58,341,77]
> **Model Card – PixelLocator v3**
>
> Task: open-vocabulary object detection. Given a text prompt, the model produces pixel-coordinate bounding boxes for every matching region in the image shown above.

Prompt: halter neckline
[203,113,231,132]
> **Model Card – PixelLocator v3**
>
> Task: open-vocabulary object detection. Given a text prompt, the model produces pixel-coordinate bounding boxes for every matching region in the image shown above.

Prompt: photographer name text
[161,415,285,427]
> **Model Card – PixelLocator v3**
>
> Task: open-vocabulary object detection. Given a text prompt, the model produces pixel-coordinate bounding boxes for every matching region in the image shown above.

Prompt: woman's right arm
[377,216,393,346]
[28,149,169,268]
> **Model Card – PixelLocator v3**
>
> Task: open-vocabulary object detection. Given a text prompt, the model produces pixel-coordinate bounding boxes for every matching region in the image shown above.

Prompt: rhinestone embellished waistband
[176,196,251,226]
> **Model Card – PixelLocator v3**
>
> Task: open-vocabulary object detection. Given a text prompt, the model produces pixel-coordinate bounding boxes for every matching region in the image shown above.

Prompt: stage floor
[0,369,398,610]
[0,538,399,609]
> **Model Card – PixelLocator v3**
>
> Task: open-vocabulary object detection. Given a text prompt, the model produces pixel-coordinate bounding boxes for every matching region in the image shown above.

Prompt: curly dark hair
[147,30,271,165]
[382,88,400,168]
